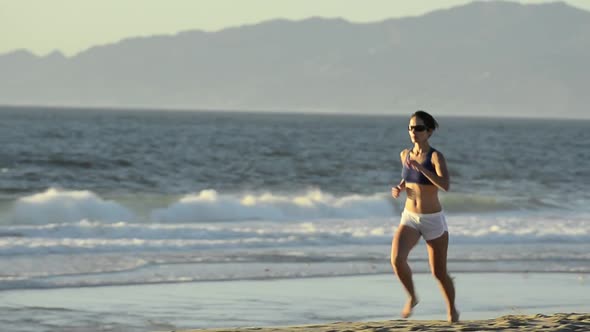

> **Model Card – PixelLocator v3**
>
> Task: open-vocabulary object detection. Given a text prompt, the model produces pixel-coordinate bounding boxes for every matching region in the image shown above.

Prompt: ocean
[0,106,588,331]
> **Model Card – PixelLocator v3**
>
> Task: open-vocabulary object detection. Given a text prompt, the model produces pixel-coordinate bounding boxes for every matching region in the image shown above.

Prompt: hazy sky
[2,0,590,56]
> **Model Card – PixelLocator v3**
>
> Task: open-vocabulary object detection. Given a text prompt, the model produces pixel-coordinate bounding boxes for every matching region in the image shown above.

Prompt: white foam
[12,188,134,224]
[4,188,525,225]
[148,189,520,223]
[151,189,392,222]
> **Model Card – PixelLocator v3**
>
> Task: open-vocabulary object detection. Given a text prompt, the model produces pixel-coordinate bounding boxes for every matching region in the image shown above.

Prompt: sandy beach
[175,313,589,332]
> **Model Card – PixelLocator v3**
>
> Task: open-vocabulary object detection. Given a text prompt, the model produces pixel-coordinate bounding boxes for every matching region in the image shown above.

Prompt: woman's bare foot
[448,309,460,323]
[401,297,419,318]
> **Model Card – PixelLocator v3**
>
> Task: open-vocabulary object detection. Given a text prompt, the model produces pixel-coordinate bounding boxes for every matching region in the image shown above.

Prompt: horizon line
[1,104,587,121]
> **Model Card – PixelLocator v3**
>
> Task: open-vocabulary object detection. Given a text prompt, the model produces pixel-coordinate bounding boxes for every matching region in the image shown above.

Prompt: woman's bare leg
[391,225,421,318]
[426,231,459,322]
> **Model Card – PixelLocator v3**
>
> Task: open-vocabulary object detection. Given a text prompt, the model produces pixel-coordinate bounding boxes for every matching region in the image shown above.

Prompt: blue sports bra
[401,147,436,185]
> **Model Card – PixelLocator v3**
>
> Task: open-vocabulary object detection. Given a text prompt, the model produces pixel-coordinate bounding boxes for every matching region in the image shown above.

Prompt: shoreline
[2,273,588,332]
[174,313,590,332]
[1,270,588,293]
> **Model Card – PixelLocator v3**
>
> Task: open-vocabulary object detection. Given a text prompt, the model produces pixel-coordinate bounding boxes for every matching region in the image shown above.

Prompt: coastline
[2,272,588,332]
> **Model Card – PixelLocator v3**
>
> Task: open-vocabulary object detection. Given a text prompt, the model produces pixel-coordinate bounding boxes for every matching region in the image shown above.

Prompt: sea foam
[12,188,133,224]
[4,188,573,226]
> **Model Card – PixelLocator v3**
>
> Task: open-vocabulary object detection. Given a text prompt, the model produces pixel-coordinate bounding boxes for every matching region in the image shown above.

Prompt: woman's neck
[412,142,430,155]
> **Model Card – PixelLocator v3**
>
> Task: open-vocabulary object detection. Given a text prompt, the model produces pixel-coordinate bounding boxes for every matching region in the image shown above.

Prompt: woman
[390,110,459,322]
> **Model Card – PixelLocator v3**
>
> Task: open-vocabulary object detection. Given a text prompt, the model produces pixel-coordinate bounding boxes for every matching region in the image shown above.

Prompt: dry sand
[174,313,589,332]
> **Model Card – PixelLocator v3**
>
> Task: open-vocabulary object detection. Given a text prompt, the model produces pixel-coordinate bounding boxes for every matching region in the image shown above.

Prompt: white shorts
[399,209,448,241]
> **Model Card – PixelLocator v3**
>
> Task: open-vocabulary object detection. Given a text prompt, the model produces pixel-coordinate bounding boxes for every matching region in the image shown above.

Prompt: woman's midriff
[404,184,442,214]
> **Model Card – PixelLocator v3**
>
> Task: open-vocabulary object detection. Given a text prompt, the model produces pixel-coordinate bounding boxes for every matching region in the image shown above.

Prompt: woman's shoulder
[431,149,446,162]
[400,148,410,159]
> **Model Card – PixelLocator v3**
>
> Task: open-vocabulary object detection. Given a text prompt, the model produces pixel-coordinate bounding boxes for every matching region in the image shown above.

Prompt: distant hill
[1,0,589,118]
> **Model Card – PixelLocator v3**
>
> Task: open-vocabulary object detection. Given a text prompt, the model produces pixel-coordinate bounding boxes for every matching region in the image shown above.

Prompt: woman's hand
[391,182,405,199]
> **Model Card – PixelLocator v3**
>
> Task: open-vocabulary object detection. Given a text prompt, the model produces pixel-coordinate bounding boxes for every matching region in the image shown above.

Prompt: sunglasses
[408,125,428,132]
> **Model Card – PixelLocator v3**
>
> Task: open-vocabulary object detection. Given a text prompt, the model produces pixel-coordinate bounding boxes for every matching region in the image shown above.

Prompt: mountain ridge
[2,1,589,118]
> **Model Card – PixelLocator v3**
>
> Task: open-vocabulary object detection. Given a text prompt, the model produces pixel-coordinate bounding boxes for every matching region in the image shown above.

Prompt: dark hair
[411,110,439,130]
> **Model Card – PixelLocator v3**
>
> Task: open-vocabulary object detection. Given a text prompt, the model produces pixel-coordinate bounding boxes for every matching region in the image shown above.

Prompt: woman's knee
[431,267,447,281]
[391,254,408,269]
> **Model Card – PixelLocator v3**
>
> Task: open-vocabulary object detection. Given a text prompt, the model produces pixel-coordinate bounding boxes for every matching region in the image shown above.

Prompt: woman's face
[408,116,430,143]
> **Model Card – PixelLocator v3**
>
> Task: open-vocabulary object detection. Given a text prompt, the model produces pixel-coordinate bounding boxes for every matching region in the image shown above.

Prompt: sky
[2,0,590,56]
